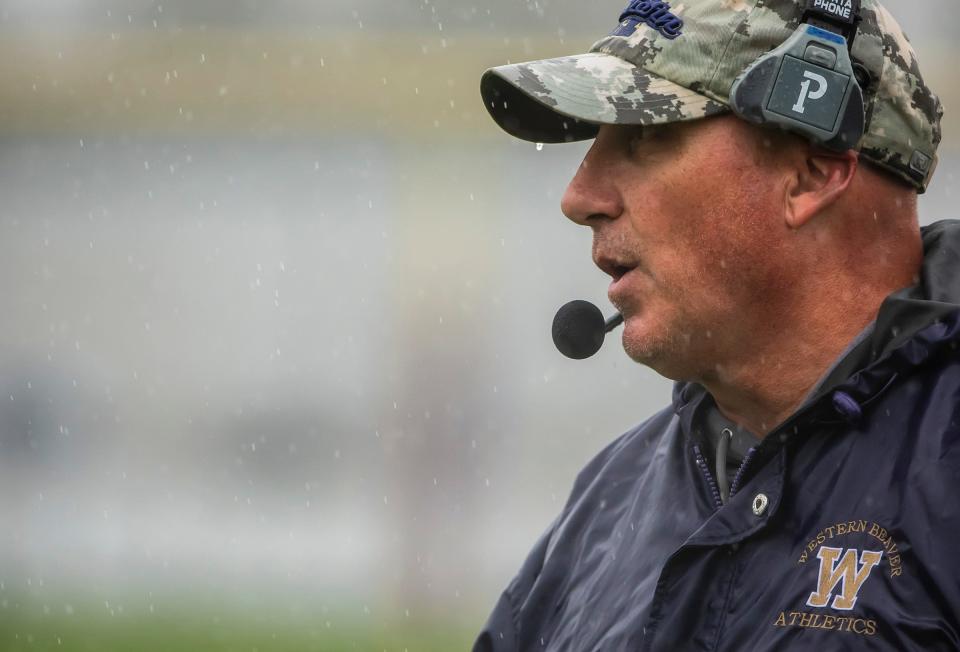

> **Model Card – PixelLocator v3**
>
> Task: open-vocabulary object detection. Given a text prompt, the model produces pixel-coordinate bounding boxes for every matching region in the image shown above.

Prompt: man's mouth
[595,254,638,282]
[608,266,638,298]
[610,264,634,282]
[595,254,640,308]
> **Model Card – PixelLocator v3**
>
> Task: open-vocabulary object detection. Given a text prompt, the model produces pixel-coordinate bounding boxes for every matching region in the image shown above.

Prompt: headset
[730,0,866,152]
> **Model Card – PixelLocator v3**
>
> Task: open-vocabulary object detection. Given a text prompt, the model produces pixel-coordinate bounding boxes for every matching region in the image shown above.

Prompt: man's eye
[626,125,670,157]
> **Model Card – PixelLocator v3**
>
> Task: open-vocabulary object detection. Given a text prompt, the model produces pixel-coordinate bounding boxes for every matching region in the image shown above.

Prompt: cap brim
[480,52,728,144]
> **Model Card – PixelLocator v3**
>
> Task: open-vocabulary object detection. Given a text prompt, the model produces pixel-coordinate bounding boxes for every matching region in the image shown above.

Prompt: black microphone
[552,300,624,360]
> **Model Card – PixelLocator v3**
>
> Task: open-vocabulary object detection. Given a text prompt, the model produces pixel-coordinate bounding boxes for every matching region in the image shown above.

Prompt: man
[474,0,955,649]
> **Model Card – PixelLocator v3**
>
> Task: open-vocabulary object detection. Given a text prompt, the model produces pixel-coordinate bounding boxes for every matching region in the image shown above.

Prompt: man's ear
[784,148,859,229]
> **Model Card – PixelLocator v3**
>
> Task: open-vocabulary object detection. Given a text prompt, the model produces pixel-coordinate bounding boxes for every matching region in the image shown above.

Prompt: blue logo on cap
[613,0,684,39]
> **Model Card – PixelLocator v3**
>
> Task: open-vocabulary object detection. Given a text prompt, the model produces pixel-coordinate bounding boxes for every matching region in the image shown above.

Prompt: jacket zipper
[693,444,723,509]
[693,443,759,508]
[728,447,757,499]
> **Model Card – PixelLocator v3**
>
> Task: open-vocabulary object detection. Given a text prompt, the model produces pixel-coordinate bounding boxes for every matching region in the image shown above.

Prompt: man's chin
[620,321,662,365]
[620,320,691,380]
[622,339,659,368]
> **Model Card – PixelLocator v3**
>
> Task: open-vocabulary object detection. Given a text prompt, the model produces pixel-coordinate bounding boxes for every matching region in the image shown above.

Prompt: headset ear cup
[728,23,866,151]
[825,82,864,151]
[731,57,780,124]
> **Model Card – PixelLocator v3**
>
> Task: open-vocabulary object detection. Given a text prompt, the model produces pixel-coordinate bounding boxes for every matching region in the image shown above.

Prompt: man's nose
[560,150,623,227]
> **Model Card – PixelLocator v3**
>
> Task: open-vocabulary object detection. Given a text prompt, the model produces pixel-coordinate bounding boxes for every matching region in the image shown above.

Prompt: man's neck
[698,177,924,438]
[701,287,890,438]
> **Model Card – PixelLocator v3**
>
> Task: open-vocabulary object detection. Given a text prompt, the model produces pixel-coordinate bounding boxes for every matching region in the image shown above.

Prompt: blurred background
[0,0,955,649]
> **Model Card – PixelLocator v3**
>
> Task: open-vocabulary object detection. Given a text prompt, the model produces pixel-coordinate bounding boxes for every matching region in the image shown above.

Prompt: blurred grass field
[0,591,477,651]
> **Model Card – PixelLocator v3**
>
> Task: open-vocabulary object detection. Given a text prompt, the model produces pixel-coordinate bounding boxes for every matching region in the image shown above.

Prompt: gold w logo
[806,546,883,611]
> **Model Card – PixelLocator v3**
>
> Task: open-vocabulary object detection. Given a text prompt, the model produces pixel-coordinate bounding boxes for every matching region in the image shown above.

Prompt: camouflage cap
[480,0,943,192]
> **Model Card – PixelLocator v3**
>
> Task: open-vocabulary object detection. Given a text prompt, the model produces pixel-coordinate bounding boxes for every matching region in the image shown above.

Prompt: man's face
[561,116,796,381]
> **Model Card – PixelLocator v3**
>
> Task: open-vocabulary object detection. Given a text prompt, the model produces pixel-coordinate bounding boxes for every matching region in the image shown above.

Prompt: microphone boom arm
[605,312,624,333]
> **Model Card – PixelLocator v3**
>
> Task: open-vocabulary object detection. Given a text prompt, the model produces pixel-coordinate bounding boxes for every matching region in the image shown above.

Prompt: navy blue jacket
[474,220,960,651]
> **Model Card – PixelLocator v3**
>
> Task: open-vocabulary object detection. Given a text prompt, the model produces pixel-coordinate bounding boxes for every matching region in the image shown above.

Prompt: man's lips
[607,266,639,305]
[594,253,640,307]
[594,254,638,281]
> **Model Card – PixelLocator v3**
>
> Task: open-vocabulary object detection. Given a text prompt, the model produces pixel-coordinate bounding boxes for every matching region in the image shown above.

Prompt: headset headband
[802,0,862,46]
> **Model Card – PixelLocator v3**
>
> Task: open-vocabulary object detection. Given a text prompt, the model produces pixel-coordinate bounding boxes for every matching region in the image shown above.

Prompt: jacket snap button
[752,493,769,516]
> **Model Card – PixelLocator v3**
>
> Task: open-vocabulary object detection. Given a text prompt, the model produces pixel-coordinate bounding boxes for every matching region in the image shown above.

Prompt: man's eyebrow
[626,123,673,144]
